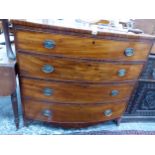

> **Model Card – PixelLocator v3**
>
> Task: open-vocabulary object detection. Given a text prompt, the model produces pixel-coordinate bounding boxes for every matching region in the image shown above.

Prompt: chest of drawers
[12,20,155,128]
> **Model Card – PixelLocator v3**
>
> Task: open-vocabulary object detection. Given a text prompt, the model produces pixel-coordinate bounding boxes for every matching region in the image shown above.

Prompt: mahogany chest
[11,20,155,128]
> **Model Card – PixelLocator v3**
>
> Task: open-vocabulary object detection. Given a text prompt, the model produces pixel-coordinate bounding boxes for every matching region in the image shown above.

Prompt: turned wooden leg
[11,90,19,129]
[115,118,122,126]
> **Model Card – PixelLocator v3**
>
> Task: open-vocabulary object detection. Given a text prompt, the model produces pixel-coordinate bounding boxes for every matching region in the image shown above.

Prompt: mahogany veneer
[24,100,126,125]
[17,53,144,83]
[20,78,134,103]
[12,19,155,128]
[16,30,151,61]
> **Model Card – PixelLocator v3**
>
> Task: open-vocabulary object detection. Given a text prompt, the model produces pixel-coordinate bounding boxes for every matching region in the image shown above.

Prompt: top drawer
[15,30,151,61]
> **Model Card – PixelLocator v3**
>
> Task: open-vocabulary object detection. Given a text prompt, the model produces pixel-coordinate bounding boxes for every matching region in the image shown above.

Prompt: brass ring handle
[104,109,112,117]
[43,88,54,96]
[44,40,56,49]
[118,69,126,77]
[42,109,52,117]
[42,64,54,73]
[124,48,134,57]
[111,90,119,96]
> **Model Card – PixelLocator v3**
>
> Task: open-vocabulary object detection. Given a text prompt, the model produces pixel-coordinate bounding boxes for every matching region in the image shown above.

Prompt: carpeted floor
[73,130,155,135]
[1,83,155,135]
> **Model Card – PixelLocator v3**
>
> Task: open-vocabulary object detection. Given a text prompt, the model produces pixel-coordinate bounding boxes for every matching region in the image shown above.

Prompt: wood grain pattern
[20,78,135,103]
[16,30,152,61]
[12,19,153,127]
[17,53,144,83]
[24,99,126,123]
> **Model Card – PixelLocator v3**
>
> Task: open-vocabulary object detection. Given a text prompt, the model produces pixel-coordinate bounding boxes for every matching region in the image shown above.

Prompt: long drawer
[16,30,151,61]
[17,53,144,83]
[21,78,135,103]
[24,100,126,123]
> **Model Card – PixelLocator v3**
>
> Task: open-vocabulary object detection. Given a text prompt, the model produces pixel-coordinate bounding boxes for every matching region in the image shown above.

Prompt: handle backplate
[124,48,134,57]
[118,69,126,77]
[42,64,54,73]
[44,40,56,49]
[43,88,54,96]
[42,109,52,117]
[104,109,112,117]
[111,90,119,96]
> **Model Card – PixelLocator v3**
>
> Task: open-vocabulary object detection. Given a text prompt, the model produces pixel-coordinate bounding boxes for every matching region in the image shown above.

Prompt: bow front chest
[12,20,155,128]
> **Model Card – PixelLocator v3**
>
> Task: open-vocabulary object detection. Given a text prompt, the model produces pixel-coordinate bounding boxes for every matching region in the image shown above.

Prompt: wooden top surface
[11,19,155,41]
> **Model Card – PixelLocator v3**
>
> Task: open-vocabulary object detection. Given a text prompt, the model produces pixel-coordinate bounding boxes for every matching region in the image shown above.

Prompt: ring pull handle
[42,109,52,117]
[42,64,54,73]
[44,40,56,49]
[118,69,126,77]
[103,109,112,117]
[124,48,134,57]
[43,88,54,96]
[111,90,119,96]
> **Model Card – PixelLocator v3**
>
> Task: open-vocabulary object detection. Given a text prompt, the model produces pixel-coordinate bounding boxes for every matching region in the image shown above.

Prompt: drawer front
[18,53,143,83]
[16,30,151,61]
[21,78,135,103]
[24,100,126,123]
